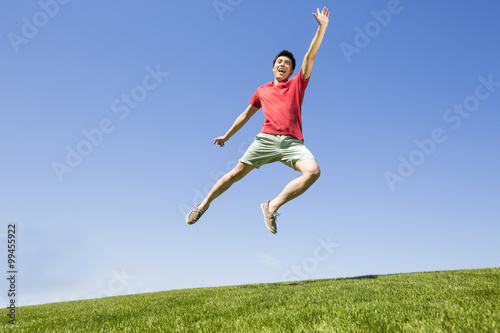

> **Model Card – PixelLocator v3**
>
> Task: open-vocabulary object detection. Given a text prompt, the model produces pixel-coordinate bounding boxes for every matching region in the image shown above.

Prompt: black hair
[273,50,296,70]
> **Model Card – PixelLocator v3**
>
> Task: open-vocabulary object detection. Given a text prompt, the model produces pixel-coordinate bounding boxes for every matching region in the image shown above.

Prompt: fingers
[318,7,329,17]
[213,138,226,147]
[313,7,329,19]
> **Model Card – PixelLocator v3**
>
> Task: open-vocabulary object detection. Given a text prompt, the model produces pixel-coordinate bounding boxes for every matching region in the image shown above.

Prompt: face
[273,56,294,82]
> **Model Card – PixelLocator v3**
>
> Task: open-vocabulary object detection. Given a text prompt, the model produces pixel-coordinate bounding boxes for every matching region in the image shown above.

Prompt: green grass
[1,268,498,332]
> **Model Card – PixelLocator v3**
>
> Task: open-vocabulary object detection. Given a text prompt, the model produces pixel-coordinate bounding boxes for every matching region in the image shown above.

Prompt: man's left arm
[302,7,330,80]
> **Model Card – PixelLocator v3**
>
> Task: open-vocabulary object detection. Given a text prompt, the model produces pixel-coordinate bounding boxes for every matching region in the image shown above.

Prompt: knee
[313,168,321,180]
[306,167,321,181]
[223,170,238,183]
[227,166,247,182]
[227,170,243,182]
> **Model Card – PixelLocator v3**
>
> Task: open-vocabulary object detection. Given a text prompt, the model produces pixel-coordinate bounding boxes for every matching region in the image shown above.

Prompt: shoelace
[267,212,280,221]
[194,207,205,216]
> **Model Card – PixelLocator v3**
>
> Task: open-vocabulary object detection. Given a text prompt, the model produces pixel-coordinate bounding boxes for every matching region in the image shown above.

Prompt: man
[186,7,330,234]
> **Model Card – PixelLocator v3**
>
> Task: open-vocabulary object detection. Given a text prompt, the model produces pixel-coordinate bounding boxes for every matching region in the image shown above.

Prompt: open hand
[313,7,330,27]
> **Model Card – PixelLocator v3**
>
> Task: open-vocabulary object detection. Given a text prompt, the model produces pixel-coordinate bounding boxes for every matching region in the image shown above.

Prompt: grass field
[1,267,498,332]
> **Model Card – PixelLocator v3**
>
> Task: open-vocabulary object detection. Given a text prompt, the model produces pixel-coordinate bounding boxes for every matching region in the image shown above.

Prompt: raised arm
[302,7,330,80]
[213,104,259,147]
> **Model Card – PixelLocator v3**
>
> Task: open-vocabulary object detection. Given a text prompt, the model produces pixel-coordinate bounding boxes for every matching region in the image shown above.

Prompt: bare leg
[199,162,255,211]
[268,159,320,213]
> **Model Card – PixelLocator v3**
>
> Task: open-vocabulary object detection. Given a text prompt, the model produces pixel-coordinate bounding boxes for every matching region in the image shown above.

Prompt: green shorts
[239,133,316,169]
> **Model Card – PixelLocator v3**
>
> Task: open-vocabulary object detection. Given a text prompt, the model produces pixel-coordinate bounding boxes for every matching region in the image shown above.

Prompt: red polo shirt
[249,68,310,142]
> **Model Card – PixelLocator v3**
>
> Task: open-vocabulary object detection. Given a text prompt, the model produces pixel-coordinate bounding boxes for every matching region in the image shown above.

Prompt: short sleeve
[298,68,310,89]
[249,88,261,109]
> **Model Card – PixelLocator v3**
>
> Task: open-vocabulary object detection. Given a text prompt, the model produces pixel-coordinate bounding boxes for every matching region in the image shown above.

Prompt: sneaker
[261,201,279,234]
[186,205,206,225]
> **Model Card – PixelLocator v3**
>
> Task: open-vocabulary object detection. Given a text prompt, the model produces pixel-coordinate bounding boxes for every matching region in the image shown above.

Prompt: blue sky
[1,0,499,306]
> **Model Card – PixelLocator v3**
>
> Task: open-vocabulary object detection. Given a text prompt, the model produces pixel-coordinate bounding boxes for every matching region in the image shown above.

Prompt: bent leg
[268,159,320,213]
[199,162,255,211]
